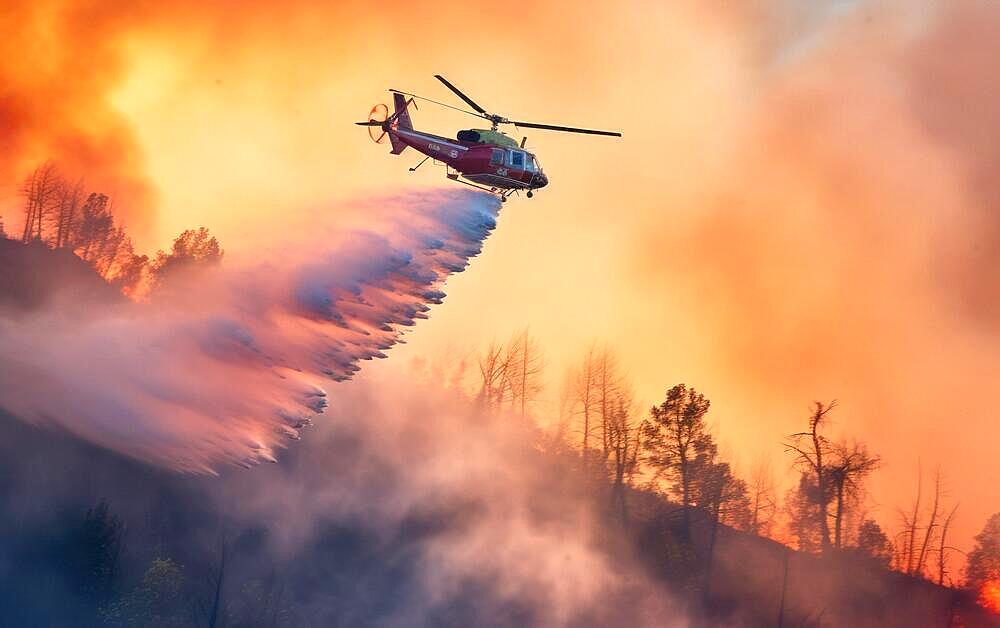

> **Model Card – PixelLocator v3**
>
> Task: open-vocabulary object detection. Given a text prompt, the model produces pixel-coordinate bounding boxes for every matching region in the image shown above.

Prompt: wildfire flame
[980,580,1000,615]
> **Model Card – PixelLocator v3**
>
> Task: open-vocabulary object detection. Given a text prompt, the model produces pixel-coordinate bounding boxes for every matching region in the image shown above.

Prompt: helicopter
[356,75,621,201]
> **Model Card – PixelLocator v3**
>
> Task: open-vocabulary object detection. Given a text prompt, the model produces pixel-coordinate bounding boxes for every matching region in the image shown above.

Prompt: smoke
[0,1,157,237]
[637,0,1000,553]
[207,369,682,626]
[0,355,688,626]
[0,188,499,472]
[0,181,688,626]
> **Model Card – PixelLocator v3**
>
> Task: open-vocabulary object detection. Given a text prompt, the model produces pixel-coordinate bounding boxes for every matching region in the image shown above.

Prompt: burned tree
[595,348,622,461]
[915,467,945,576]
[21,162,61,243]
[895,464,956,579]
[566,344,621,468]
[476,330,544,415]
[937,504,960,586]
[746,455,778,537]
[827,439,880,549]
[51,178,85,249]
[896,462,924,574]
[477,341,510,410]
[784,401,836,554]
[508,328,544,417]
[606,388,641,525]
[571,344,599,467]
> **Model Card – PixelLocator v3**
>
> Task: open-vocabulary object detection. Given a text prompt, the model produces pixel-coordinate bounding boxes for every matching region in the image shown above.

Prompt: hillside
[0,236,998,627]
[630,496,1000,626]
[0,238,124,312]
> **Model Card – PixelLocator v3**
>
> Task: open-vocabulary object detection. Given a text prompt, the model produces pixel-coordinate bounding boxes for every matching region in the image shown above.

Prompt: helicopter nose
[535,174,548,188]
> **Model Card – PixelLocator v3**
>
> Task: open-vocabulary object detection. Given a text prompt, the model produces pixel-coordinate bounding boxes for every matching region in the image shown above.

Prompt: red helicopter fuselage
[391,126,548,191]
[375,93,548,194]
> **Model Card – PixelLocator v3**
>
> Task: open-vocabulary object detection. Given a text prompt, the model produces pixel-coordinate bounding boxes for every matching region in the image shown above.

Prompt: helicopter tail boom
[387,93,414,155]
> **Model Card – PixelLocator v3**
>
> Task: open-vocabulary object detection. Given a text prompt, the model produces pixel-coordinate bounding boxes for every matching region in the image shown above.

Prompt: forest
[8,163,223,298]
[1,165,999,627]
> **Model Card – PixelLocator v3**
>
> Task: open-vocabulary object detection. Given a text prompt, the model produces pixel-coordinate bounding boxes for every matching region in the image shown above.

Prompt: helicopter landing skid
[445,174,514,201]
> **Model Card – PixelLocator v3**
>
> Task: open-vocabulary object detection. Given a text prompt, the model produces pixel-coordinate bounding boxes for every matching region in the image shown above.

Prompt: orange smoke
[0,1,157,238]
[5,0,999,571]
[627,0,1000,567]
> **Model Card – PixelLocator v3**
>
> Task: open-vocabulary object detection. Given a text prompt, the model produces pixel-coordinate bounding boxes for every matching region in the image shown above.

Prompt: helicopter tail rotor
[355,103,390,144]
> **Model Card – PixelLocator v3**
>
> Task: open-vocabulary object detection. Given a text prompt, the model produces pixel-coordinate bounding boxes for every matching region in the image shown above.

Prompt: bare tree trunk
[812,416,831,553]
[905,463,923,575]
[21,164,59,243]
[207,539,228,628]
[834,480,845,549]
[21,169,35,242]
[598,349,615,461]
[937,503,959,586]
[916,467,943,576]
[577,346,595,467]
[749,457,775,537]
[680,456,691,537]
[777,547,790,628]
[519,338,527,417]
[704,502,721,603]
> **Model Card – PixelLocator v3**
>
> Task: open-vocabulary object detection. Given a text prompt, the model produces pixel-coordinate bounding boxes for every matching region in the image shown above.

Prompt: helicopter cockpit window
[490,149,505,166]
[524,153,536,172]
[510,151,525,169]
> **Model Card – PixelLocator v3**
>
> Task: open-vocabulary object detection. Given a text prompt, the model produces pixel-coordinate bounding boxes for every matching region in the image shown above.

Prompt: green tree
[693,446,750,597]
[966,513,1000,590]
[102,558,187,627]
[230,572,292,627]
[66,499,126,603]
[151,227,223,289]
[643,383,712,536]
[785,475,825,553]
[855,519,893,568]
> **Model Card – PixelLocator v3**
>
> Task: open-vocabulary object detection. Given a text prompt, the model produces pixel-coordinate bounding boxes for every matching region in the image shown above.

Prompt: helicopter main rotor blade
[512,121,622,137]
[389,89,485,120]
[434,75,488,115]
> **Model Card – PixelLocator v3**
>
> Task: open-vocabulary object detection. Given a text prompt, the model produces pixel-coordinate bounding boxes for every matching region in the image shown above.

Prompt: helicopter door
[510,150,525,170]
[490,149,505,166]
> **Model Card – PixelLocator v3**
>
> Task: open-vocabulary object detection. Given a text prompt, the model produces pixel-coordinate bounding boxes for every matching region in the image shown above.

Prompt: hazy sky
[3,0,999,564]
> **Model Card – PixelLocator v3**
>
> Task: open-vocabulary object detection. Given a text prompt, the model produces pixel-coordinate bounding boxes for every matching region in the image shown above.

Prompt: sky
[2,0,999,567]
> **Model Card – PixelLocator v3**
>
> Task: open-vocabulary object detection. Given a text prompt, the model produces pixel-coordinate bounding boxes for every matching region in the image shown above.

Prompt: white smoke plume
[0,189,499,472]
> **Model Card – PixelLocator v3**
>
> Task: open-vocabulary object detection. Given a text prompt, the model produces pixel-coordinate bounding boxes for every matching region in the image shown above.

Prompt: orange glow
[980,581,1000,615]
[3,0,1000,573]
